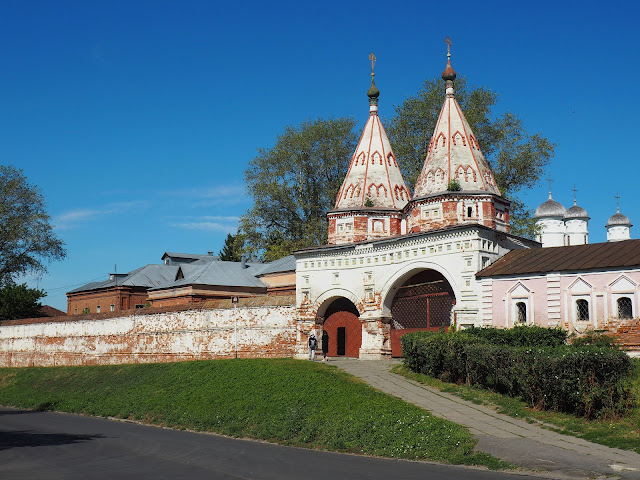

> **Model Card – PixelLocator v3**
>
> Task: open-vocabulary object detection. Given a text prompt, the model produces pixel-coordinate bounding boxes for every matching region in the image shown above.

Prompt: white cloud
[54,201,149,230]
[165,184,249,207]
[195,215,241,222]
[172,221,238,232]
[167,184,246,199]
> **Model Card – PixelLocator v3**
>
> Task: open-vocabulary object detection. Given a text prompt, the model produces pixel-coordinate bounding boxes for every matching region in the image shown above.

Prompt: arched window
[617,297,633,319]
[516,302,527,324]
[576,299,589,321]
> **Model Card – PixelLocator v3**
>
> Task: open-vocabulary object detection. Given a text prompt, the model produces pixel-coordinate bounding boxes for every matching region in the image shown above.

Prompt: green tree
[240,117,358,261]
[0,283,46,321]
[218,232,245,262]
[387,77,555,237]
[0,166,66,285]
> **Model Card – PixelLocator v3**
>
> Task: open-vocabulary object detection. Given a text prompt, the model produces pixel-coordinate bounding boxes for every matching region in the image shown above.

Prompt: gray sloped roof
[155,260,267,290]
[121,264,180,288]
[67,280,109,294]
[254,255,296,276]
[68,265,179,294]
[161,252,219,264]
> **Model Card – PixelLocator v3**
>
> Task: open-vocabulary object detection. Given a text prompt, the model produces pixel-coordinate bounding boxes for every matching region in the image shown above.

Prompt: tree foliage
[218,232,245,262]
[0,283,46,321]
[240,117,358,261]
[387,77,555,237]
[0,166,66,285]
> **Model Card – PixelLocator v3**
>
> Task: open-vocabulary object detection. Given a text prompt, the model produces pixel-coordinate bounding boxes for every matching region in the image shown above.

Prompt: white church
[294,47,639,358]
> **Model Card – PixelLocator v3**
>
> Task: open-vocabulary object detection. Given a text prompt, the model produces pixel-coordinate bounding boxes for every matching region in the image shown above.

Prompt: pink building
[477,240,640,334]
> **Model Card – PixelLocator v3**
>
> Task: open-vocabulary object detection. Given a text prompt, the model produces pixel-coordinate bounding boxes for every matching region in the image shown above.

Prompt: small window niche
[576,299,590,321]
[516,302,527,324]
[617,297,633,319]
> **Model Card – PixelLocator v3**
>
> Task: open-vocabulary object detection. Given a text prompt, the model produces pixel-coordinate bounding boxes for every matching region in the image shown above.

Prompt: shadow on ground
[0,430,104,451]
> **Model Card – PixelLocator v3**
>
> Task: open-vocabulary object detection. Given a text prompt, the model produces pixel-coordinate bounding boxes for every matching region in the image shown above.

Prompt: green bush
[401,328,634,419]
[461,325,567,347]
[569,330,618,348]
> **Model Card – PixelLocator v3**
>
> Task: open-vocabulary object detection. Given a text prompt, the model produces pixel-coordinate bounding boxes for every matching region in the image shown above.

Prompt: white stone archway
[379,261,461,317]
[314,288,362,318]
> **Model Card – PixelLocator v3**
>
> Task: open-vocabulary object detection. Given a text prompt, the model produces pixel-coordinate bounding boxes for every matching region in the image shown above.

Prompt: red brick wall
[67,288,148,315]
[0,306,309,367]
[389,218,402,236]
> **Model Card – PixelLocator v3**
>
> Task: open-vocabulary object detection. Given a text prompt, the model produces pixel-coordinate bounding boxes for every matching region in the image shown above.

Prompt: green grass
[0,358,511,469]
[394,358,640,454]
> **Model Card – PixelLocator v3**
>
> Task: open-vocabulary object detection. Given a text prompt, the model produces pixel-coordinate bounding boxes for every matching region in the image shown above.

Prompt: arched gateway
[389,270,455,356]
[322,298,361,357]
[294,50,538,359]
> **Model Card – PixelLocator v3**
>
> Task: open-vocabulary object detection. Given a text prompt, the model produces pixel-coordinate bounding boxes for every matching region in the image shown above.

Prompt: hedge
[401,328,634,419]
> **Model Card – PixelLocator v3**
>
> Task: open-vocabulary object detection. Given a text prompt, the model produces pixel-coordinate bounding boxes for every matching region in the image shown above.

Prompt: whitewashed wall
[0,306,310,367]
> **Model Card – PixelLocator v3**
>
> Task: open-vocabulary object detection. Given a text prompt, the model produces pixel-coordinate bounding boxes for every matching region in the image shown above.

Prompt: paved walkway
[330,358,640,480]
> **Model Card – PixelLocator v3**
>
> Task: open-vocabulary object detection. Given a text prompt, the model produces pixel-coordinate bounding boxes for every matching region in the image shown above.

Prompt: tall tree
[0,283,46,321]
[218,232,245,262]
[0,166,66,285]
[241,117,358,261]
[387,77,555,237]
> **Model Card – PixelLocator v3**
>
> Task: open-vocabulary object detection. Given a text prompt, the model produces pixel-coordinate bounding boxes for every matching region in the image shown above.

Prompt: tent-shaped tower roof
[413,44,501,199]
[333,55,410,211]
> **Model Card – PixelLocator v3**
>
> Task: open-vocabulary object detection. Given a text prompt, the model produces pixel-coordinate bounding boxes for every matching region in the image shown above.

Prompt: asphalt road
[0,407,554,480]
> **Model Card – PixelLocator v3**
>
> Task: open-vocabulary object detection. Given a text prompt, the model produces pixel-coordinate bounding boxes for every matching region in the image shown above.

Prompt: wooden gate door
[323,310,361,358]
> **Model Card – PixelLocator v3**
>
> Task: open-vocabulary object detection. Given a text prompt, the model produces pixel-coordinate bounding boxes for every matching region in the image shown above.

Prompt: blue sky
[1,0,638,310]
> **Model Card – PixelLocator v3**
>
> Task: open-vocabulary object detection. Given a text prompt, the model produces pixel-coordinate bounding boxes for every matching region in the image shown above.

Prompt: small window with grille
[516,302,526,324]
[618,297,632,319]
[576,299,589,321]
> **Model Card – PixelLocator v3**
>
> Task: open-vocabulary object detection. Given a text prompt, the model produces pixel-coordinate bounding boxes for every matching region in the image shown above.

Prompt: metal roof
[607,211,632,227]
[254,255,296,276]
[68,252,297,295]
[161,252,219,263]
[155,260,267,290]
[68,264,180,294]
[476,239,640,278]
[565,203,589,220]
[534,194,566,218]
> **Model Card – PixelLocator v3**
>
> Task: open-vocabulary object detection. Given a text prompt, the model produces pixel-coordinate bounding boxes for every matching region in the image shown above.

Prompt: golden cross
[571,184,578,202]
[445,36,452,55]
[369,53,376,75]
[615,192,621,209]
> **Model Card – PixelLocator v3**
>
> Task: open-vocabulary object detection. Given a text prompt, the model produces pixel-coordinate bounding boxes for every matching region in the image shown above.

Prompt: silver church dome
[534,193,566,218]
[565,201,589,220]
[606,210,632,227]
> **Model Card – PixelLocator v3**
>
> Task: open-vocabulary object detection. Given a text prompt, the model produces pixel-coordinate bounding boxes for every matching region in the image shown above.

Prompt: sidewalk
[330,358,640,479]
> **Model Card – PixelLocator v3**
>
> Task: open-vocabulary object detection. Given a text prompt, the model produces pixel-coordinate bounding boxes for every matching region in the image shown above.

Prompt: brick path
[330,358,640,479]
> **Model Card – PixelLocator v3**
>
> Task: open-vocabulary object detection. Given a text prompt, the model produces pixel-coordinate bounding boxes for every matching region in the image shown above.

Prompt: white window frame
[506,282,533,327]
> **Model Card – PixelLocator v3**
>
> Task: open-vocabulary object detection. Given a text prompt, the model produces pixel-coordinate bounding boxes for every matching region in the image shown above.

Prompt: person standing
[308,332,317,361]
[321,330,329,361]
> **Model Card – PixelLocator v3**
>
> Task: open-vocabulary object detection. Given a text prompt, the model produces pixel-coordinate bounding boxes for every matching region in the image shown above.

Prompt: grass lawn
[393,358,640,454]
[0,358,510,469]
